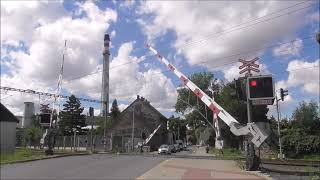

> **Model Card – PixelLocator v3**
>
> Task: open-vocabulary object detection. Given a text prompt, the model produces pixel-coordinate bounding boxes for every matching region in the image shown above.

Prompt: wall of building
[0,121,17,153]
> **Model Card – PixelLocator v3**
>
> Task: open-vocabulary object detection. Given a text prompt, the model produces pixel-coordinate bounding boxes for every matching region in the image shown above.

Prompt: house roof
[0,103,19,123]
[108,96,167,130]
[120,96,167,120]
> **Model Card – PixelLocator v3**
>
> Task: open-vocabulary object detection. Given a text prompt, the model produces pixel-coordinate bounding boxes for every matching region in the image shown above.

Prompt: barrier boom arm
[146,44,268,147]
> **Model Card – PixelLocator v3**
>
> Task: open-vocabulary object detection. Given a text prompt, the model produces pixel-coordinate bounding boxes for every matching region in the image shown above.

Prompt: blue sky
[1,0,319,120]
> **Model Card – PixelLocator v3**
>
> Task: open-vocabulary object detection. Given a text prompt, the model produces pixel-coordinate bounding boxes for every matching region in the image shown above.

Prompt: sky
[1,0,319,120]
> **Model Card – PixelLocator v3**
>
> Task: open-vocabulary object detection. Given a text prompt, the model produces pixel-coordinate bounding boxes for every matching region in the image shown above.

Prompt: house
[0,103,19,153]
[107,95,169,151]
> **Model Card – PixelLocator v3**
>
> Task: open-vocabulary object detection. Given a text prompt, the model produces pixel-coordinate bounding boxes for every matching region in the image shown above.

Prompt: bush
[282,128,320,158]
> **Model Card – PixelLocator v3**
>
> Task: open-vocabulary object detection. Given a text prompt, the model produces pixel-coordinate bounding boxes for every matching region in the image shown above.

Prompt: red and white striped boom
[146,44,268,147]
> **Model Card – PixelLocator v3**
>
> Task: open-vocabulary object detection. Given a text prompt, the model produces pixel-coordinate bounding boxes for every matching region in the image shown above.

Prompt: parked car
[176,140,183,150]
[169,145,176,153]
[158,144,171,155]
[174,144,180,152]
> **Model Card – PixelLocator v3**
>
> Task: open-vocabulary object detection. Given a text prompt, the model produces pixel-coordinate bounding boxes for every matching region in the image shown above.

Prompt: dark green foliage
[25,127,42,147]
[31,115,41,128]
[96,116,113,135]
[168,116,186,140]
[279,101,320,157]
[110,99,121,120]
[58,95,86,136]
[282,128,320,157]
[291,101,320,131]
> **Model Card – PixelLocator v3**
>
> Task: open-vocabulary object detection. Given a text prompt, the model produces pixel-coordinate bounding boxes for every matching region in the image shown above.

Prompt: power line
[177,1,313,49]
[61,2,314,80]
[105,2,315,72]
[0,87,103,103]
[62,36,315,87]
[61,36,313,83]
[2,37,317,99]
[44,40,316,97]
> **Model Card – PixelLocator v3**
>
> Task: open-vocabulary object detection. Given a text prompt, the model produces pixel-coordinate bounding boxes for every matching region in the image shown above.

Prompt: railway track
[260,159,320,176]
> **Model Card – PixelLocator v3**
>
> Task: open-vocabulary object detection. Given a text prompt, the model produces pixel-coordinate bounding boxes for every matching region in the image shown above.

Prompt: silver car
[158,144,171,154]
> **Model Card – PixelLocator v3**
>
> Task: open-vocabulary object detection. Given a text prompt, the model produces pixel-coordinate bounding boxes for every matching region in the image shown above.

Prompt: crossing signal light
[40,113,51,124]
[247,75,274,100]
[250,80,257,87]
[233,78,247,101]
[280,88,288,101]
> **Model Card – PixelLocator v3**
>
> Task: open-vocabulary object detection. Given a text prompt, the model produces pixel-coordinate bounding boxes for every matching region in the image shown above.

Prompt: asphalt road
[1,154,167,180]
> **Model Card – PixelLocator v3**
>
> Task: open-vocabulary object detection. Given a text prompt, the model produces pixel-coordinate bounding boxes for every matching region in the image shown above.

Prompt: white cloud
[273,38,303,57]
[138,1,309,69]
[274,59,319,95]
[1,1,117,114]
[108,42,177,111]
[286,59,319,94]
[110,30,116,38]
[65,41,177,112]
[120,0,136,8]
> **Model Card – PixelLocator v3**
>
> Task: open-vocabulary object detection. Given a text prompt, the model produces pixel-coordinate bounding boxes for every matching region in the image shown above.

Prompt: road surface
[1,152,270,179]
[1,154,167,180]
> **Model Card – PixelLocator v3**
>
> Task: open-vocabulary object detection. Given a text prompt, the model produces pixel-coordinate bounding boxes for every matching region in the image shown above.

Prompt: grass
[0,148,44,165]
[208,148,244,160]
[1,148,89,165]
[300,154,320,161]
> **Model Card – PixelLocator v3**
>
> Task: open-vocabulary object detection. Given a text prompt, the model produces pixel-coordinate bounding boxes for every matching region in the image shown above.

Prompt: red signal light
[250,80,257,87]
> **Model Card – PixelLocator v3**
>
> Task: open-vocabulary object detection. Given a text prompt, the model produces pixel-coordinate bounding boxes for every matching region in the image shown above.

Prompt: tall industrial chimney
[101,34,110,117]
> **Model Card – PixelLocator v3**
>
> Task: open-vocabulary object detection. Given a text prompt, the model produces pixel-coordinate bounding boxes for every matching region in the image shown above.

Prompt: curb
[1,153,90,166]
[246,171,274,180]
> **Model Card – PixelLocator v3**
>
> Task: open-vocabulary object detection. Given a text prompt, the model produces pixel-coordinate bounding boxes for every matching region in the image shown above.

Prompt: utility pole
[89,107,94,152]
[245,74,256,171]
[132,106,135,151]
[238,57,261,171]
[275,95,283,159]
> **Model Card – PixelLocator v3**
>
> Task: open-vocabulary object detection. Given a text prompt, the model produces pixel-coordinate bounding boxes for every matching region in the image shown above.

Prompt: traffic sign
[239,57,260,75]
[239,67,260,74]
[239,57,259,69]
[252,99,274,105]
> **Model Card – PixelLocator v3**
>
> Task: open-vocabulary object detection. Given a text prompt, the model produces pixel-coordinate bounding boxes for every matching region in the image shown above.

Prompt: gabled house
[0,103,19,153]
[108,95,169,151]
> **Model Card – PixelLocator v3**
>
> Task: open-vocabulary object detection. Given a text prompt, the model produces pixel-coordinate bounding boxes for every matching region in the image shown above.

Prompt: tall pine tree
[110,99,120,120]
[58,95,86,135]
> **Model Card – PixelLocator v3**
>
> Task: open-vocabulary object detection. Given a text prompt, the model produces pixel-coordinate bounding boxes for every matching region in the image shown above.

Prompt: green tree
[25,127,42,147]
[291,101,320,132]
[175,72,216,128]
[58,95,86,135]
[96,116,113,135]
[110,99,121,120]
[280,101,320,157]
[168,116,186,140]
